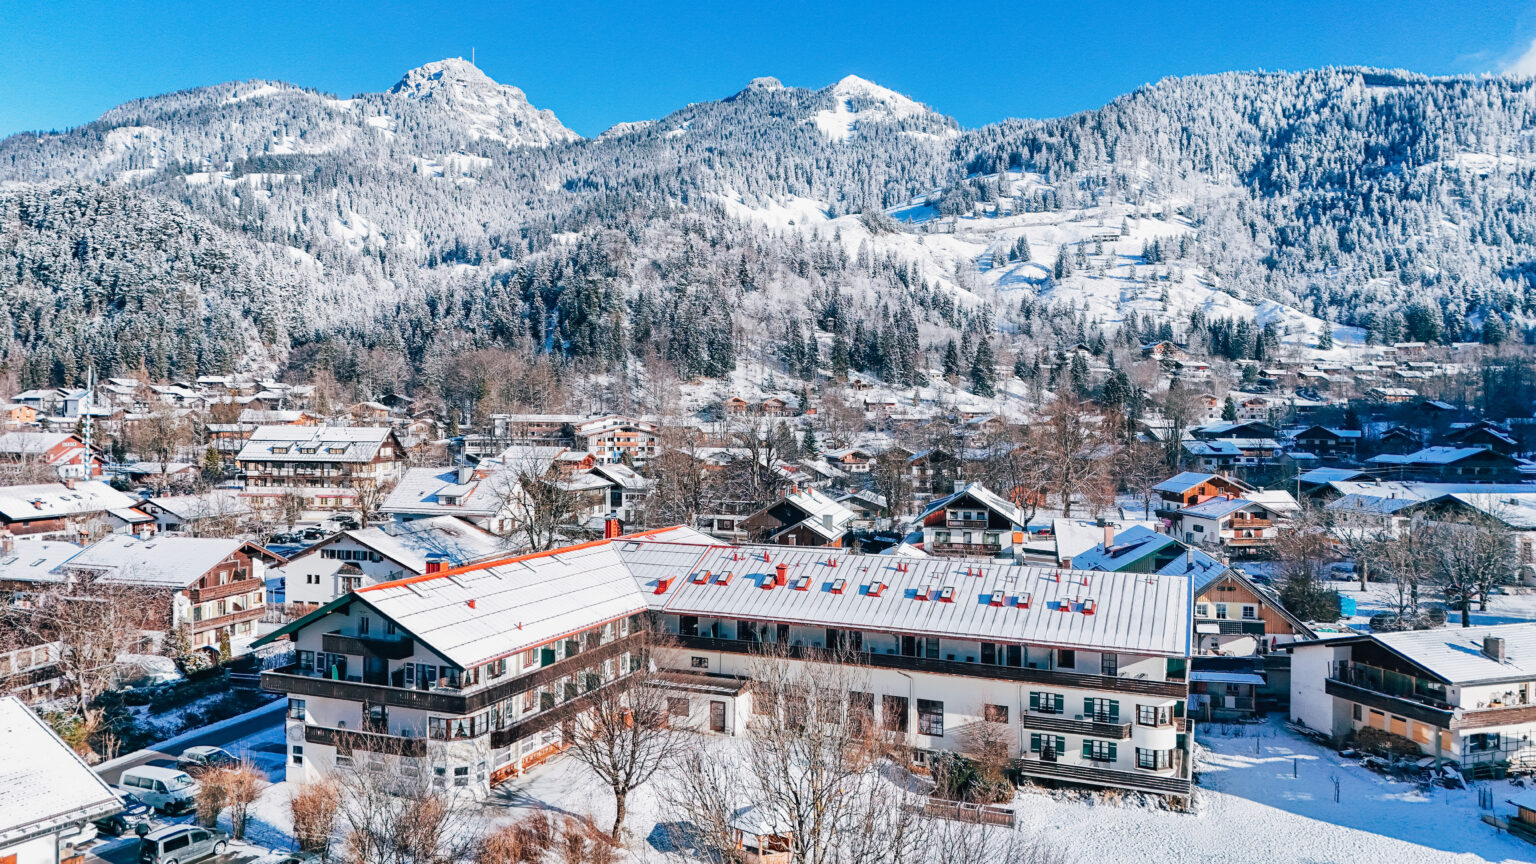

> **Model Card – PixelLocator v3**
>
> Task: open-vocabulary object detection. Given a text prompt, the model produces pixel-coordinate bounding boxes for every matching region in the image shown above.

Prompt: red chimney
[775,564,788,586]
[604,517,623,538]
[425,554,445,574]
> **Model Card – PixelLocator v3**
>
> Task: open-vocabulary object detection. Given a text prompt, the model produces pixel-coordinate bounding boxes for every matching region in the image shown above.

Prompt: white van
[118,765,199,814]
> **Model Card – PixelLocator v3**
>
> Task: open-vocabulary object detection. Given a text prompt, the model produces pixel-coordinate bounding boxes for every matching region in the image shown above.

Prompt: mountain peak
[388,58,579,147]
[829,75,914,106]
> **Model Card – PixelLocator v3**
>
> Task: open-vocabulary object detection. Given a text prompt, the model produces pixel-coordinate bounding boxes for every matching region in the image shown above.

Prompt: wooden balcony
[1014,754,1191,796]
[675,636,1187,697]
[192,606,263,633]
[944,518,990,529]
[929,542,1003,557]
[1324,678,1453,728]
[322,631,415,660]
[1228,518,1272,529]
[188,578,260,603]
[262,631,643,715]
[304,724,427,757]
[1019,712,1132,739]
[1453,703,1536,731]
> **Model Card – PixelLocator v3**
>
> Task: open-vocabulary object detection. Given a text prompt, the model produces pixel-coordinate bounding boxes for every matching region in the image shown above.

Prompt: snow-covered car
[177,745,238,775]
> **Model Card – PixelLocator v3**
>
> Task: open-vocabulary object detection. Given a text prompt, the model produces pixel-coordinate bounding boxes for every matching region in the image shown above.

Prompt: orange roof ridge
[357,525,689,593]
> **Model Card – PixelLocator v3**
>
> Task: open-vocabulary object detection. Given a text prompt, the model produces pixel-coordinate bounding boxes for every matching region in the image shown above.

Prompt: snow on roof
[237,425,393,463]
[381,466,515,518]
[1326,493,1422,516]
[0,480,137,522]
[648,544,1190,657]
[343,526,711,668]
[0,538,82,583]
[1368,446,1494,466]
[1152,472,1217,493]
[1052,518,1157,562]
[1246,490,1300,513]
[0,431,78,456]
[1373,623,1536,684]
[1297,468,1373,484]
[590,462,650,489]
[67,535,248,588]
[917,483,1023,525]
[1442,492,1536,529]
[1179,497,1264,519]
[0,695,120,844]
[1507,789,1536,814]
[773,486,856,541]
[124,461,197,475]
[1066,526,1229,589]
[144,489,253,522]
[336,516,512,573]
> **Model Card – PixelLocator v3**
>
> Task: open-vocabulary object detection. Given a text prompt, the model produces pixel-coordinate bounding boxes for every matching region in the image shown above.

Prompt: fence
[916,797,1017,828]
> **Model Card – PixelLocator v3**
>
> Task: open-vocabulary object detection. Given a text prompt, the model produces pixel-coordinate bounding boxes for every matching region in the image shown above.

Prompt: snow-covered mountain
[386,58,578,147]
[1,63,1534,392]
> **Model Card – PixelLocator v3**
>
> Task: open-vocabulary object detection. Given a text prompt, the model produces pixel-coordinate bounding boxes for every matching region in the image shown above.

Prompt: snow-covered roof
[1152,472,1218,493]
[1066,526,1229,589]
[642,543,1191,657]
[772,487,856,541]
[1179,497,1265,519]
[1297,468,1372,484]
[237,425,394,463]
[0,538,82,583]
[1052,518,1158,563]
[1374,623,1536,685]
[381,466,516,518]
[590,462,650,490]
[1246,490,1300,514]
[144,489,253,522]
[1440,492,1536,529]
[0,431,78,456]
[918,482,1023,526]
[1326,493,1421,516]
[1368,446,1495,466]
[67,535,252,588]
[0,481,137,522]
[0,695,120,845]
[329,516,512,573]
[328,526,710,669]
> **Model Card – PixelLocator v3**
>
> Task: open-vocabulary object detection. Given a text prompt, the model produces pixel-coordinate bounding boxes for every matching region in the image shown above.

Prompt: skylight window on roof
[691,570,709,584]
[867,581,885,597]
[716,571,733,586]
[938,586,955,603]
[916,585,931,601]
[830,578,846,594]
[989,590,1004,607]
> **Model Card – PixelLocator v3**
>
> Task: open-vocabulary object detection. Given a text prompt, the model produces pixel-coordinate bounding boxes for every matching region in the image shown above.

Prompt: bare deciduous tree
[11,580,158,720]
[334,755,487,864]
[1428,511,1516,627]
[563,629,688,840]
[290,777,342,860]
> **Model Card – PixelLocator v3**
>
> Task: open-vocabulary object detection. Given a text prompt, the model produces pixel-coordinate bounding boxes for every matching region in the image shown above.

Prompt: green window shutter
[1082,740,1093,758]
[1109,700,1120,722]
[1029,692,1040,711]
[1084,698,1094,716]
[1056,736,1066,753]
[1174,700,1185,718]
[1030,733,1041,751]
[1053,694,1063,713]
[1108,742,1118,760]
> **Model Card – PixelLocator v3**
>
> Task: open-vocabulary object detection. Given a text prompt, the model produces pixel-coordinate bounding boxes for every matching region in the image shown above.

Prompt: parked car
[94,810,152,838]
[300,528,326,541]
[118,765,199,814]
[334,518,360,531]
[111,788,155,818]
[177,745,238,775]
[138,825,228,864]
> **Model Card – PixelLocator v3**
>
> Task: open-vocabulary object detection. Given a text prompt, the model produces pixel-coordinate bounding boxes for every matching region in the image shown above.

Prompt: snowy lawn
[222,714,1536,863]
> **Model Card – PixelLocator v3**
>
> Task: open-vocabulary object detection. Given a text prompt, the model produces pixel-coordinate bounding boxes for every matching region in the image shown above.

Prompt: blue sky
[4,0,1536,138]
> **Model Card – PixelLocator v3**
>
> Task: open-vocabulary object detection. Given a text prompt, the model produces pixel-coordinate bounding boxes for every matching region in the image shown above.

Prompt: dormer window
[300,447,317,454]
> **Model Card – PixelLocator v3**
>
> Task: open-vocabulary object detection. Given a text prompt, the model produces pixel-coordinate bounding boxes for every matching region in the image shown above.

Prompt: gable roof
[769,487,856,541]
[1373,623,1536,685]
[0,538,83,584]
[0,481,137,522]
[1178,497,1270,519]
[67,536,273,588]
[381,466,516,518]
[237,425,395,463]
[918,482,1023,526]
[320,516,512,573]
[0,696,120,845]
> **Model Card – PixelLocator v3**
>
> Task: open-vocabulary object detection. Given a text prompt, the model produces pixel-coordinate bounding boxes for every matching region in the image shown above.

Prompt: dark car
[176,746,238,775]
[94,811,153,838]
[334,518,360,531]
[300,528,326,541]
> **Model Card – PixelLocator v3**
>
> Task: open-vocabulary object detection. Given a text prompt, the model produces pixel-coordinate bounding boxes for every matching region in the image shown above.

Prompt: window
[1084,740,1117,761]
[358,615,370,635]
[164,834,192,852]
[984,704,1009,723]
[1137,704,1171,726]
[1084,698,1119,723]
[1215,603,1229,620]
[668,697,690,717]
[297,650,314,672]
[1241,605,1258,620]
[1469,733,1501,753]
[1029,692,1064,715]
[291,745,304,765]
[386,620,397,636]
[917,699,944,736]
[1056,649,1076,669]
[883,695,909,732]
[691,656,709,669]
[1137,747,1173,770]
[1352,704,1363,721]
[1029,734,1065,756]
[1194,603,1211,618]
[288,698,306,720]
[1101,653,1118,677]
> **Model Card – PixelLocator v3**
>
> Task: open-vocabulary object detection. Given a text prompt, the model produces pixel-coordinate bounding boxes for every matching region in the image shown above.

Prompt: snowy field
[213,713,1536,864]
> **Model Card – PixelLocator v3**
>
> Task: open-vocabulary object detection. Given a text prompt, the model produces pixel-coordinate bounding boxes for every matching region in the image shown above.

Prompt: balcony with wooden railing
[305,724,427,757]
[191,606,263,633]
[189,576,259,603]
[929,542,1003,557]
[1018,711,1132,739]
[944,516,990,529]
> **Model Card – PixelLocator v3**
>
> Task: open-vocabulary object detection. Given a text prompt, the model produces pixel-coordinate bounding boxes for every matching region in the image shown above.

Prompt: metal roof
[68,536,253,588]
[1374,623,1536,685]
[236,425,394,463]
[644,543,1190,657]
[0,481,138,522]
[0,696,120,844]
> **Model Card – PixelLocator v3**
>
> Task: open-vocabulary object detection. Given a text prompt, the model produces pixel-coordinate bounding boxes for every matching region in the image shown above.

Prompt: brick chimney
[1099,518,1114,549]
[0,530,12,557]
[1483,635,1507,664]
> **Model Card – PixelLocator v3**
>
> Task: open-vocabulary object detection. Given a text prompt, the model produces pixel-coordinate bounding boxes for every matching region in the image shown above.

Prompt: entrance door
[710,700,726,733]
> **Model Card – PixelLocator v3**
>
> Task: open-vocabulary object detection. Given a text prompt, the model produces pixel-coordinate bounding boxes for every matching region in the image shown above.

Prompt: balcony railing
[945,518,990,529]
[675,636,1186,697]
[322,631,416,660]
[1014,753,1191,796]
[1018,712,1132,739]
[191,607,263,632]
[189,578,260,603]
[262,631,642,714]
[304,724,427,758]
[929,542,1003,556]
[1323,678,1454,729]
